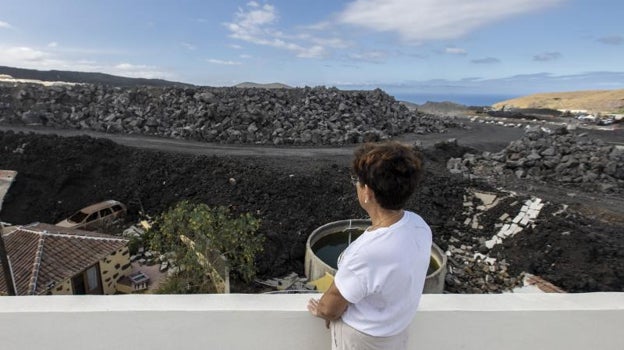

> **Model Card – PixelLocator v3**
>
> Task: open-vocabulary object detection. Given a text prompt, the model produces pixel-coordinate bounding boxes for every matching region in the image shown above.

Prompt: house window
[71,264,103,295]
[86,266,99,291]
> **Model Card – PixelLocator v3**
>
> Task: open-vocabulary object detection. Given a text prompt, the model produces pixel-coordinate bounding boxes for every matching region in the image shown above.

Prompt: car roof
[78,200,124,214]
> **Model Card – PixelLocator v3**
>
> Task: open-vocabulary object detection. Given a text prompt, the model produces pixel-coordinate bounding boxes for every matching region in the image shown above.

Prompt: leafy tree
[145,201,263,293]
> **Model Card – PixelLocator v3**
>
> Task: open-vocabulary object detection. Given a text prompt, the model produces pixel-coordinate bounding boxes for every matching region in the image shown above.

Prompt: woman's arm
[307,281,349,326]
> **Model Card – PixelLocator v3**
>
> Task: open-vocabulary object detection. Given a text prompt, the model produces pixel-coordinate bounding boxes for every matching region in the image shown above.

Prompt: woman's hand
[307,298,321,316]
[307,282,349,329]
[308,298,331,329]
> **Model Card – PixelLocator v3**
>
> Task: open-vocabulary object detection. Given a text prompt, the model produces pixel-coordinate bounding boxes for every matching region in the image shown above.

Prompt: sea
[390,92,520,106]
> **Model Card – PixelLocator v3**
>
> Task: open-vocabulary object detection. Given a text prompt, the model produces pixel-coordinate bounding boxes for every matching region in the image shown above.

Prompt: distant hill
[0,66,193,87]
[234,82,293,89]
[493,89,624,113]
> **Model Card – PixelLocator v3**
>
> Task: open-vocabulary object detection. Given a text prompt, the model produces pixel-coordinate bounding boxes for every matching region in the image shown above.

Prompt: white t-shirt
[334,210,432,337]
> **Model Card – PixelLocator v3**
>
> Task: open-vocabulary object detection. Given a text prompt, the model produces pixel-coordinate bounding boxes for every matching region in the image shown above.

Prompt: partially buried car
[56,200,127,230]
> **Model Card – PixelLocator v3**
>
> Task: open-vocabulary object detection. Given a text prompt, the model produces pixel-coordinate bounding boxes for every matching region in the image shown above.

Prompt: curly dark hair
[352,141,423,210]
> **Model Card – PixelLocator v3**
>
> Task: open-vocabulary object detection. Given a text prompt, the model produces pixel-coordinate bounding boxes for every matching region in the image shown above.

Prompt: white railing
[1,293,623,350]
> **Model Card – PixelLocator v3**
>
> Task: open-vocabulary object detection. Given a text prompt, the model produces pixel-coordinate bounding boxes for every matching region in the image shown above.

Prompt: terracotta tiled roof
[0,223,128,295]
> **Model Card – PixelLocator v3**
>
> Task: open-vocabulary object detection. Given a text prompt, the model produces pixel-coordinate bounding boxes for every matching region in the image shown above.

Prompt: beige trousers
[330,318,408,350]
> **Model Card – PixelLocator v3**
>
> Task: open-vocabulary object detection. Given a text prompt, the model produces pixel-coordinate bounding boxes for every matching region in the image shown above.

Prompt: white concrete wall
[0,293,623,350]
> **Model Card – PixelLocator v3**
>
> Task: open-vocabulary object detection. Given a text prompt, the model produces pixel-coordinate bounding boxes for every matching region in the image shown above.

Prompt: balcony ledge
[1,292,623,350]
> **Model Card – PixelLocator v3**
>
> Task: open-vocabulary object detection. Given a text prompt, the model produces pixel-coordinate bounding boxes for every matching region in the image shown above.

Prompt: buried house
[0,223,131,295]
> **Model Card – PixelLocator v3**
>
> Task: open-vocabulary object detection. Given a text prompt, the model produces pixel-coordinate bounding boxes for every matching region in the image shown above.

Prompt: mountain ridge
[0,66,193,87]
[233,82,293,89]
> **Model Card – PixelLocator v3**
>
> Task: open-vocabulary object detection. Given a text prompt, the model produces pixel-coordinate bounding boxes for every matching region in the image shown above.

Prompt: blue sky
[1,0,623,100]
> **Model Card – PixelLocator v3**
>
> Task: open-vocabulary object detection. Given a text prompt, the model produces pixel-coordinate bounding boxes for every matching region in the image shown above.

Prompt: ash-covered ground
[1,123,622,293]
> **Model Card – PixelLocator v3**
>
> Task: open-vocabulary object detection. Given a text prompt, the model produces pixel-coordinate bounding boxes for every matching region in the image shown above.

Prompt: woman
[307,141,432,350]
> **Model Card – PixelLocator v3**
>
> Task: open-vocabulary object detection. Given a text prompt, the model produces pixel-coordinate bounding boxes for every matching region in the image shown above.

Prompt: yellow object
[140,220,152,230]
[308,272,335,293]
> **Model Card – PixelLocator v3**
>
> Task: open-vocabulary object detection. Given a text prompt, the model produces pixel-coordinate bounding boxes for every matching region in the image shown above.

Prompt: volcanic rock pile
[0,83,458,145]
[447,127,624,192]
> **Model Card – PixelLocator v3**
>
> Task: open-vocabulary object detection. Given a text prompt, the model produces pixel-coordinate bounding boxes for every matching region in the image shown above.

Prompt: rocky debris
[447,126,624,193]
[484,197,544,249]
[444,245,523,293]
[122,224,145,238]
[441,189,554,293]
[0,83,460,145]
[492,211,624,292]
[255,272,315,292]
[1,130,622,293]
[469,115,532,128]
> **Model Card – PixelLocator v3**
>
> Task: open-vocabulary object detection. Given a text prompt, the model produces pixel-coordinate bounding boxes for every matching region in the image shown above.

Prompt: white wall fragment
[484,197,543,250]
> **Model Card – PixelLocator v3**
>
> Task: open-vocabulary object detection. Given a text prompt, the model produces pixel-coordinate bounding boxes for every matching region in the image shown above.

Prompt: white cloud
[445,47,467,55]
[181,42,197,50]
[0,45,82,69]
[230,3,277,34]
[0,20,12,29]
[311,37,351,49]
[300,21,331,31]
[114,63,139,70]
[47,42,59,48]
[0,45,109,72]
[229,44,243,49]
[471,57,500,64]
[224,2,338,58]
[297,45,327,58]
[239,54,252,59]
[1,46,51,63]
[533,51,562,61]
[207,58,242,65]
[225,3,281,43]
[339,0,563,42]
[112,63,172,78]
[0,44,172,80]
[348,50,387,63]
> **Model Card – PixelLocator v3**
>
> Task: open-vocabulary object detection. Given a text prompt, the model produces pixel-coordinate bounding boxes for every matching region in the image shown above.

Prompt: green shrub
[145,201,264,292]
[154,269,217,294]
[127,235,142,256]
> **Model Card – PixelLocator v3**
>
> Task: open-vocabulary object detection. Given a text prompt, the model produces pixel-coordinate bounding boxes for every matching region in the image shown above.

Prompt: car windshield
[68,211,89,223]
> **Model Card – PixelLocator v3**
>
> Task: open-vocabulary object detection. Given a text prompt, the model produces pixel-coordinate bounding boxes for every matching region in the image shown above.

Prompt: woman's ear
[363,184,374,204]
